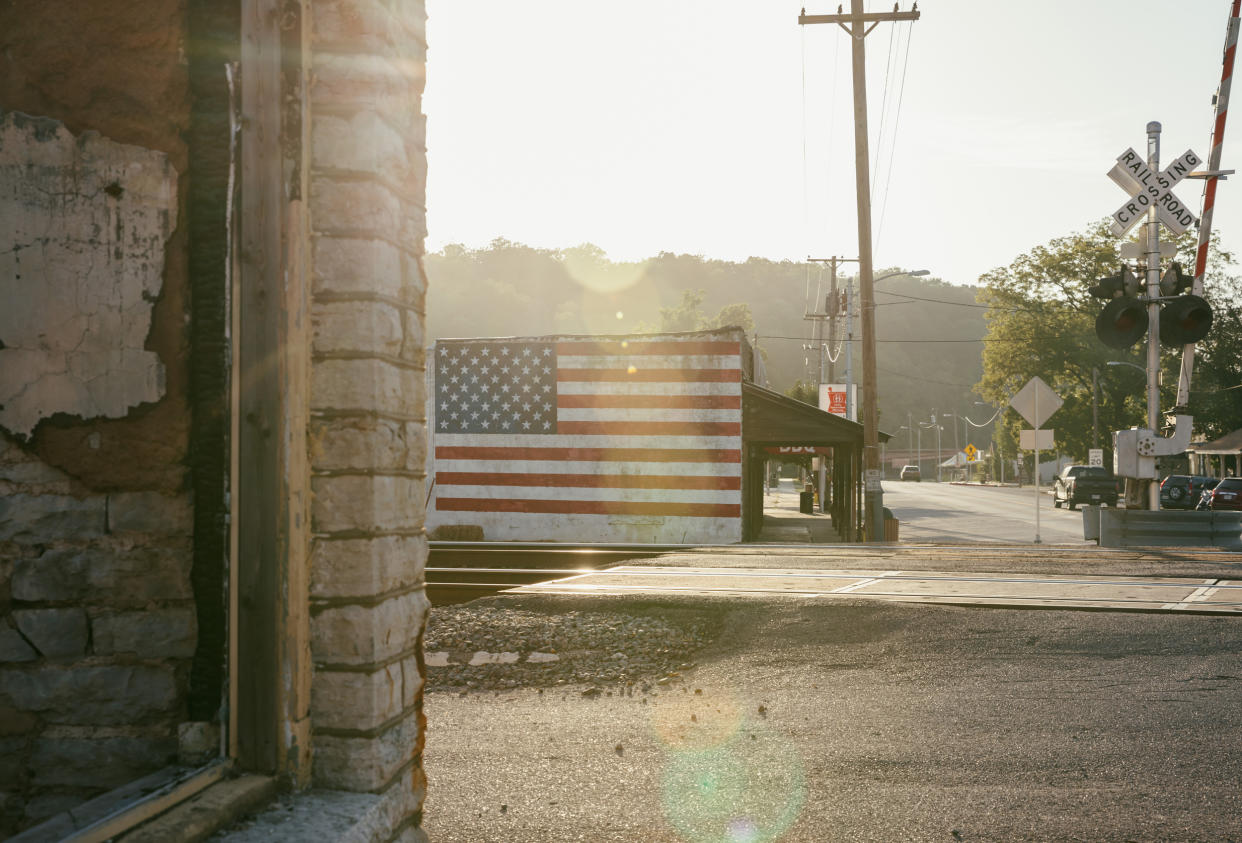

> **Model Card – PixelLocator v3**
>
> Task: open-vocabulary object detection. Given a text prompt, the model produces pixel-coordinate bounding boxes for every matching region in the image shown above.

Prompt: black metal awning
[741,382,889,446]
[738,383,890,542]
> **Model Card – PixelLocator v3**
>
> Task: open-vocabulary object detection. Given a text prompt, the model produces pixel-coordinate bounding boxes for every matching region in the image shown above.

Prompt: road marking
[512,568,1242,613]
[1163,579,1220,610]
[830,570,904,593]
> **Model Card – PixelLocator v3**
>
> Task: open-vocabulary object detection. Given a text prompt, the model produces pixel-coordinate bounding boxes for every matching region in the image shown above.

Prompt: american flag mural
[427,332,745,543]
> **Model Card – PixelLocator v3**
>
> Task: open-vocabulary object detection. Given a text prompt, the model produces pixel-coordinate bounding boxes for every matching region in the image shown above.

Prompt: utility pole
[807,256,858,386]
[806,256,857,515]
[800,1,920,541]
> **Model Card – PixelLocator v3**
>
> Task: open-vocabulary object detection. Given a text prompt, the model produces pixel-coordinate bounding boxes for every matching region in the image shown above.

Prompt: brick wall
[306,0,430,837]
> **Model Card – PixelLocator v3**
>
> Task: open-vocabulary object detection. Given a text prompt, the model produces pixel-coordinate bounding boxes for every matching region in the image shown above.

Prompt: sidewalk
[758,482,843,543]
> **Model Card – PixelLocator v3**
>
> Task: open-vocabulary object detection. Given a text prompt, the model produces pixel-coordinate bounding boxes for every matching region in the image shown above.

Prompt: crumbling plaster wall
[0,0,196,834]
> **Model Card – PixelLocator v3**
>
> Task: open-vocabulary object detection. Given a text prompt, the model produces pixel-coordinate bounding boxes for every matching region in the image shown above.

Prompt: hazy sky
[424,1,1240,286]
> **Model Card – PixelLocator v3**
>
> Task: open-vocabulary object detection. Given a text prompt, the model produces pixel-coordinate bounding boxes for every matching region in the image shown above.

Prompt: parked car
[1205,477,1242,511]
[1053,464,1118,509]
[1194,478,1221,511]
[1159,474,1218,510]
[899,465,921,481]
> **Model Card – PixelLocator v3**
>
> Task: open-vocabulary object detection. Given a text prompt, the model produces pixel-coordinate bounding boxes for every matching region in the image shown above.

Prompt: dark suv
[1159,474,1217,510]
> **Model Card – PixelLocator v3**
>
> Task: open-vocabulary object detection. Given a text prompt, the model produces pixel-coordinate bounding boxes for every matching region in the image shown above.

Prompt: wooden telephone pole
[799,1,919,541]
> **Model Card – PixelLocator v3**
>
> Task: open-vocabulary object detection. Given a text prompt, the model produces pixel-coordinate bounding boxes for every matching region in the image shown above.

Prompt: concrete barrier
[1085,506,1242,549]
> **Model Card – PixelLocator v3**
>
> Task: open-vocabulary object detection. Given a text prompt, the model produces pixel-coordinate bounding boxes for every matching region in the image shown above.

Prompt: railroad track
[426,541,686,604]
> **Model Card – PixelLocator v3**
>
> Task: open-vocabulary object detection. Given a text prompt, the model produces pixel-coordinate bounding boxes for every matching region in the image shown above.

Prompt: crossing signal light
[1088,274,1124,300]
[1091,266,1146,349]
[1095,295,1148,349]
[1160,294,1212,345]
[1158,262,1192,296]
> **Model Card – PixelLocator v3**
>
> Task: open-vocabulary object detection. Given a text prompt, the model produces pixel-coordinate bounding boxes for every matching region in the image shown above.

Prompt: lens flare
[660,722,804,843]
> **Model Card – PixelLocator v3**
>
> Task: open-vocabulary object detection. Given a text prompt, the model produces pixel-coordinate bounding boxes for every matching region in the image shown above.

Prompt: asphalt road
[882,480,1090,545]
[422,594,1242,842]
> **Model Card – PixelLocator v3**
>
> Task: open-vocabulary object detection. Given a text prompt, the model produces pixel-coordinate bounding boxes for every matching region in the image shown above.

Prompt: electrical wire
[875,20,914,253]
[871,18,897,193]
[876,289,1078,314]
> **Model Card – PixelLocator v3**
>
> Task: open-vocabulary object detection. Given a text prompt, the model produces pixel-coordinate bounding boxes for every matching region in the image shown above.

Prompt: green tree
[976,219,1240,464]
[784,380,817,405]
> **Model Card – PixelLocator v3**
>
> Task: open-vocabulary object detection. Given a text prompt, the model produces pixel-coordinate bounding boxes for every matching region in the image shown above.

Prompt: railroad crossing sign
[1108,147,1201,237]
[963,443,979,463]
[1010,376,1062,430]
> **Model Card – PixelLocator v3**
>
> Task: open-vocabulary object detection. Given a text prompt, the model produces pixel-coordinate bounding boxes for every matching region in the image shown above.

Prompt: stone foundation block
[311,358,423,418]
[312,111,409,178]
[310,53,425,115]
[400,251,427,313]
[312,300,404,358]
[311,663,402,732]
[30,736,175,788]
[13,609,88,661]
[0,626,38,663]
[0,737,29,788]
[311,474,424,534]
[309,534,426,600]
[310,590,428,667]
[403,423,426,473]
[312,710,420,792]
[106,491,192,535]
[12,541,193,604]
[310,416,408,472]
[312,0,400,53]
[0,665,178,725]
[399,309,424,366]
[400,655,422,710]
[91,608,197,658]
[311,176,403,240]
[0,494,106,543]
[312,237,403,301]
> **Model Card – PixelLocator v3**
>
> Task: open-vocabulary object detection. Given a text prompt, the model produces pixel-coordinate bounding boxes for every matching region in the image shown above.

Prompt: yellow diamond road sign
[964,444,979,462]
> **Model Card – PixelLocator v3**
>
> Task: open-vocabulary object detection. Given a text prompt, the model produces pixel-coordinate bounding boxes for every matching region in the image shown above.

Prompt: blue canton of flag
[436,341,558,434]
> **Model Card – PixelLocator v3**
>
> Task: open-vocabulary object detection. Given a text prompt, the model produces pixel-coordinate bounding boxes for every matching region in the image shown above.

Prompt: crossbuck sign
[1108,147,1201,237]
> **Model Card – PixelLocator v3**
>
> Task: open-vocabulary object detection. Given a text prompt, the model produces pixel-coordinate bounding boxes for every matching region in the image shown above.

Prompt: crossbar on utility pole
[800,1,920,541]
[805,256,858,386]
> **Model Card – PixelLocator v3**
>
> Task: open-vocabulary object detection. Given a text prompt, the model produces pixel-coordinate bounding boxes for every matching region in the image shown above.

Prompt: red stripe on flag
[557,421,740,436]
[557,394,741,409]
[436,472,741,490]
[435,446,742,463]
[558,368,741,382]
[436,498,741,518]
[557,341,740,356]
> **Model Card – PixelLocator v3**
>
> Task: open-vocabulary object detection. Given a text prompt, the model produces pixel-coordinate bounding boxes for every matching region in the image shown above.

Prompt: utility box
[1113,427,1156,479]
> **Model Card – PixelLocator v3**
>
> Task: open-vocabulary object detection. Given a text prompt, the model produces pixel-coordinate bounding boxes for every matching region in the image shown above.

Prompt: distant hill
[424,240,988,436]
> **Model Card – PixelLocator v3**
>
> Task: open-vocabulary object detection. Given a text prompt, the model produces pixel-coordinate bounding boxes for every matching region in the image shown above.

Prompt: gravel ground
[423,598,720,692]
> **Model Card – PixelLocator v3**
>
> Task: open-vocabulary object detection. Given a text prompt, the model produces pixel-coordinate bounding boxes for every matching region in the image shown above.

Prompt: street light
[1106,360,1145,373]
[862,269,930,541]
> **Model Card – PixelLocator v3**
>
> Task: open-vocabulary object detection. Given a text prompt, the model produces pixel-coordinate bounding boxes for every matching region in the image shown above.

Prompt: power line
[875,20,914,253]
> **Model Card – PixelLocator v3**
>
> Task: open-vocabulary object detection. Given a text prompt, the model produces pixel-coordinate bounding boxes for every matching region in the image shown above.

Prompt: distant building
[426,327,879,543]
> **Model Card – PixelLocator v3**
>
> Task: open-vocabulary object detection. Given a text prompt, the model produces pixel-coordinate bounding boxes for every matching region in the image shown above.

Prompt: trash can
[882,506,899,542]
[799,491,814,514]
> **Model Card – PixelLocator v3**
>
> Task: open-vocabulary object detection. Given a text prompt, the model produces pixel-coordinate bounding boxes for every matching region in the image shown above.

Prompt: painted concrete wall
[427,330,746,545]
